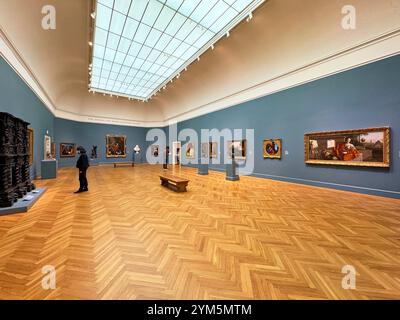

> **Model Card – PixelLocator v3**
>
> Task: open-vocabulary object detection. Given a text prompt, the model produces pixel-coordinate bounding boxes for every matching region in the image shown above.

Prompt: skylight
[89,0,264,101]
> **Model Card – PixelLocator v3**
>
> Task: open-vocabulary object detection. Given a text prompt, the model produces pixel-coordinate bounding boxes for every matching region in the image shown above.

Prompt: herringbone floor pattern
[0,165,399,300]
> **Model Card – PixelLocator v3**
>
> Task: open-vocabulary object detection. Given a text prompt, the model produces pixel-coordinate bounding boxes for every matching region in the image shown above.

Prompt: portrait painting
[186,142,195,159]
[263,139,282,159]
[305,127,390,167]
[27,128,34,165]
[60,143,76,158]
[106,135,127,158]
[227,140,246,160]
[151,145,160,157]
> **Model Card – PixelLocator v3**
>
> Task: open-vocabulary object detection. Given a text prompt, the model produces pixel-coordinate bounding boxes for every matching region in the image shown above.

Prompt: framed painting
[227,140,246,160]
[186,142,195,159]
[201,142,218,159]
[60,143,76,158]
[201,142,209,159]
[210,142,218,159]
[51,142,56,158]
[304,127,390,168]
[44,134,51,160]
[106,135,127,158]
[27,128,34,165]
[263,139,282,159]
[151,145,160,157]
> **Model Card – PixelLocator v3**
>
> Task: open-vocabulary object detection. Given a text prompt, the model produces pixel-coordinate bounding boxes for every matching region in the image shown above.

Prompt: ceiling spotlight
[184,67,188,71]
[88,41,93,47]
[103,93,105,96]
[211,44,215,50]
[246,12,253,22]
[163,86,166,90]
[177,73,180,79]
[226,31,230,37]
[90,12,96,19]
[197,56,200,61]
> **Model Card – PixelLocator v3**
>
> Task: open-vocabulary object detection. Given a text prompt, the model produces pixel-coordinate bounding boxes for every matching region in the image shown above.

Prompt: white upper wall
[1,0,400,127]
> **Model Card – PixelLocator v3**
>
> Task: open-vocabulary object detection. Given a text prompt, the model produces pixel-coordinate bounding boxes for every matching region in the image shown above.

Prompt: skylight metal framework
[89,0,265,101]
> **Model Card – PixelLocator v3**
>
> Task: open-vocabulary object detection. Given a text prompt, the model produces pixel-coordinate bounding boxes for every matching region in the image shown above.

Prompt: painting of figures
[60,143,76,158]
[305,127,390,167]
[106,135,127,158]
[263,139,282,159]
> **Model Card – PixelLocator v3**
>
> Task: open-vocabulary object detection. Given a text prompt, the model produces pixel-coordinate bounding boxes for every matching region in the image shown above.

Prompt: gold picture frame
[263,139,282,159]
[60,143,76,158]
[27,128,34,166]
[304,127,390,168]
[106,135,127,158]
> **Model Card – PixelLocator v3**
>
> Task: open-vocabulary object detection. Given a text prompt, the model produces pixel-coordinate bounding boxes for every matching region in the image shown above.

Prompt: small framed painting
[151,145,160,157]
[263,139,282,159]
[106,135,127,158]
[60,143,76,158]
[227,140,246,160]
[186,142,195,159]
[304,127,390,168]
[201,142,218,159]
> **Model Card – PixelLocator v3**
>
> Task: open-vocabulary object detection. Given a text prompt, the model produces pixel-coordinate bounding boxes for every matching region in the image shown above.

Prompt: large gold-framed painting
[27,128,34,165]
[227,140,246,160]
[305,127,390,168]
[263,139,282,159]
[106,135,127,158]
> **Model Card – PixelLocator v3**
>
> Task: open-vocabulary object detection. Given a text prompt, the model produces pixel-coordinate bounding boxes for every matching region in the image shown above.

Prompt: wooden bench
[159,174,189,193]
[113,162,134,168]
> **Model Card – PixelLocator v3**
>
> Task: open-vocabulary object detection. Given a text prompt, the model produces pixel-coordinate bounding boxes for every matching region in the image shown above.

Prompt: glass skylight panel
[90,0,264,100]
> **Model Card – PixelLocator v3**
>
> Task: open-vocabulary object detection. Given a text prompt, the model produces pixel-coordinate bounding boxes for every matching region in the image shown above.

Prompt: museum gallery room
[0,0,399,301]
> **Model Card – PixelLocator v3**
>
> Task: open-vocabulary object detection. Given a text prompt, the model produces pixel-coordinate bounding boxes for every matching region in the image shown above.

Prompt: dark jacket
[76,147,90,170]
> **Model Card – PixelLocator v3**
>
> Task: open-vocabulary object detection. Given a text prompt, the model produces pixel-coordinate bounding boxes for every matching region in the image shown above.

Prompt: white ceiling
[1,0,400,127]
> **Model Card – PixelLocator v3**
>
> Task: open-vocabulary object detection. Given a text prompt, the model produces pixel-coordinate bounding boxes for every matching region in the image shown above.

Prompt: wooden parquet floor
[0,164,399,300]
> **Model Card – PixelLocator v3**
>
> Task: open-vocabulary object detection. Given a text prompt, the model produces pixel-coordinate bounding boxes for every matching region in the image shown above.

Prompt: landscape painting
[227,140,246,160]
[305,127,390,167]
[263,139,282,159]
[60,143,76,158]
[106,135,127,158]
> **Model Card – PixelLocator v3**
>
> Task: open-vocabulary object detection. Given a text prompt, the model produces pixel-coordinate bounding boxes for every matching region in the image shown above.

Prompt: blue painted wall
[176,55,400,198]
[0,57,54,177]
[2,53,399,198]
[54,118,148,167]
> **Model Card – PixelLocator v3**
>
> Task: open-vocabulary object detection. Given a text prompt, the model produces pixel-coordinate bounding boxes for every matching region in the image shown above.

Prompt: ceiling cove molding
[54,109,165,128]
[0,28,56,114]
[165,27,400,126]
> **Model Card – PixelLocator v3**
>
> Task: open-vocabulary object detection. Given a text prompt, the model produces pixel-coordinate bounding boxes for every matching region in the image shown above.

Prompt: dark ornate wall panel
[0,112,35,207]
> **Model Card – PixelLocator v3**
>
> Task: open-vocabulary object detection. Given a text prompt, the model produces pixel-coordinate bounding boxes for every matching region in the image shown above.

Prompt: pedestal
[198,163,209,175]
[226,161,239,181]
[41,160,58,179]
[134,153,142,164]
